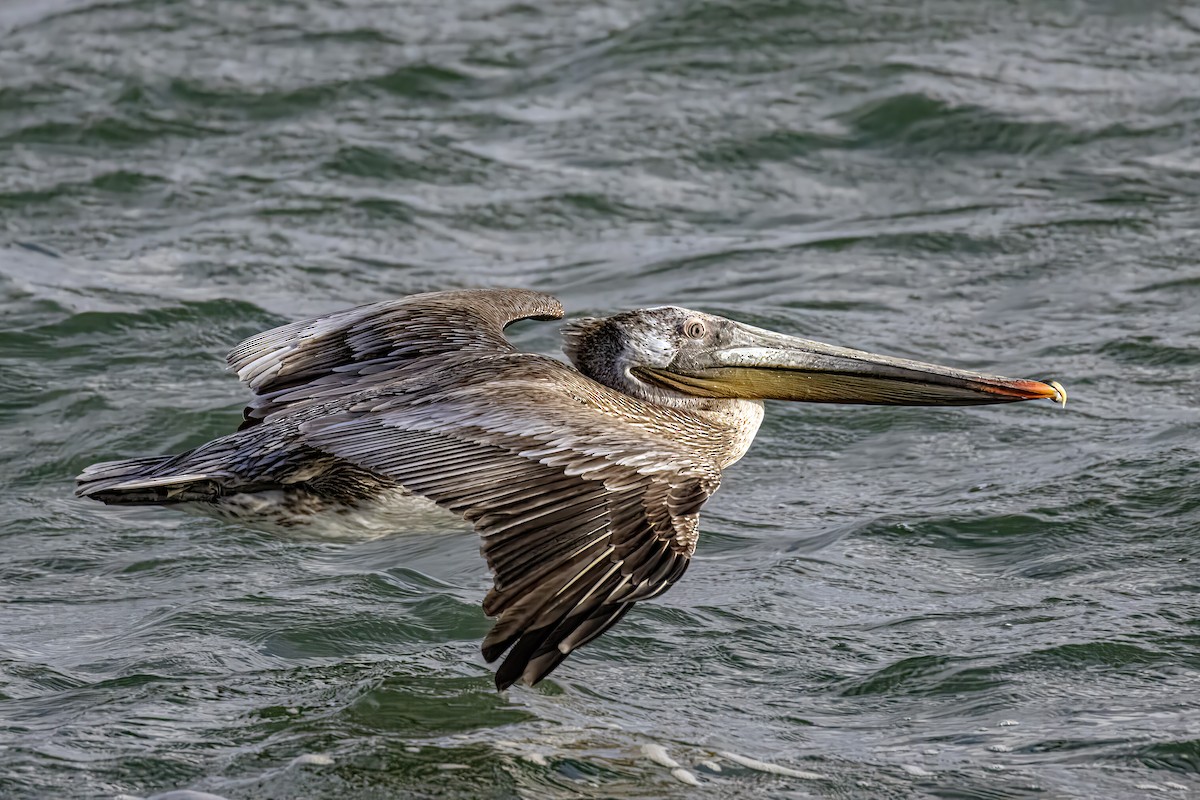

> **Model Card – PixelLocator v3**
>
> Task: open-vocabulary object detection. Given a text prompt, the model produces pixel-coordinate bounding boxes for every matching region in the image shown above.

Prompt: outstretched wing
[227,288,563,427]
[300,358,720,689]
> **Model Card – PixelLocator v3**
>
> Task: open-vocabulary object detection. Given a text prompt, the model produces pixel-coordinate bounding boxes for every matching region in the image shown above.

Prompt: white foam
[642,743,680,769]
[291,753,334,766]
[900,764,933,777]
[671,767,702,786]
[718,751,825,780]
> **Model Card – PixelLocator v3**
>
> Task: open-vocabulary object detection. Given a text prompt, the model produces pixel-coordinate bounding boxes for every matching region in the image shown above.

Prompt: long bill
[638,323,1067,407]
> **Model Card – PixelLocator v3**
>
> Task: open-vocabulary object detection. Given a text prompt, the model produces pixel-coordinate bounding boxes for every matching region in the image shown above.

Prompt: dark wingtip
[481,640,509,664]
[490,623,559,690]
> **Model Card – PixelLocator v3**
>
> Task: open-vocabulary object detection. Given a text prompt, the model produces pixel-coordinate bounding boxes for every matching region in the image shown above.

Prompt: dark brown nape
[561,316,628,388]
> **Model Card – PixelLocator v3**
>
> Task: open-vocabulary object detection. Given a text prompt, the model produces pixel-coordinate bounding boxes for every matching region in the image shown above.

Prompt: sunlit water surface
[2,1,1199,798]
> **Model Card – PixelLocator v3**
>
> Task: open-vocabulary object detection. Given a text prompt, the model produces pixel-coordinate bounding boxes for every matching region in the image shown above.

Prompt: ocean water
[2,0,1199,797]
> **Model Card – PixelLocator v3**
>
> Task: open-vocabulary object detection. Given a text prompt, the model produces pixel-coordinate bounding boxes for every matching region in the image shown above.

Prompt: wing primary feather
[557,603,634,655]
[483,547,620,661]
[486,525,610,588]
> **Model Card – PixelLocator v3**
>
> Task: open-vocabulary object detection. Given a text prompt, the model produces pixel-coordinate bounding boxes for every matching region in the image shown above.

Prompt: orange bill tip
[975,378,1067,407]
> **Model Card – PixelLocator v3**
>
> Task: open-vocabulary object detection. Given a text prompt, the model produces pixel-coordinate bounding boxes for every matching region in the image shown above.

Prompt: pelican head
[563,306,1066,409]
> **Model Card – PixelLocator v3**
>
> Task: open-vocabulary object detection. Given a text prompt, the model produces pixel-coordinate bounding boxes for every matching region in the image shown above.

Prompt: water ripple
[3,0,1200,798]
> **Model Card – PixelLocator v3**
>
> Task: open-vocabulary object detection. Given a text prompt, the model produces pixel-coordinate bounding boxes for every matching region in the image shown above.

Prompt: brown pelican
[76,288,1066,689]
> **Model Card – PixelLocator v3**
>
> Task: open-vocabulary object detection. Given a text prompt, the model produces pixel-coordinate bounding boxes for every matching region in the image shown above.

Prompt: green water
[2,0,1199,797]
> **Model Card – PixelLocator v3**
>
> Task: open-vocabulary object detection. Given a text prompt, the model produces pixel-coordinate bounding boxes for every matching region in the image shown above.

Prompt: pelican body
[76,289,1065,688]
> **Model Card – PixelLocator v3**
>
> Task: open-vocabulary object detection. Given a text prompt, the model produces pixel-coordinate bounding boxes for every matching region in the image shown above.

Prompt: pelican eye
[683,318,707,339]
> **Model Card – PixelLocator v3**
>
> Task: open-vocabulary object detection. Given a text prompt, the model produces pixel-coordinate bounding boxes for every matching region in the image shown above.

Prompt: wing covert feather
[228,289,563,426]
